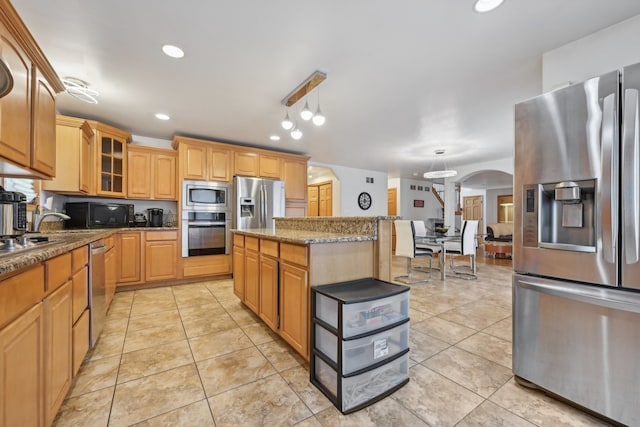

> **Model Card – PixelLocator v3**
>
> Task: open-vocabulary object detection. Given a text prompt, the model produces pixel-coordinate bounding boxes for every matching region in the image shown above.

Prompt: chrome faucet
[34,212,70,232]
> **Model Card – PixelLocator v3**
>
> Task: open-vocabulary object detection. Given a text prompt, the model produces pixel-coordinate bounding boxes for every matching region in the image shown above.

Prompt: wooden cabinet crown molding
[87,120,132,143]
[0,0,63,92]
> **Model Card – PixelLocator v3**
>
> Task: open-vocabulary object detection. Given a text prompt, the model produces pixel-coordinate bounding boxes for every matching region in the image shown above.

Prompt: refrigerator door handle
[600,93,618,263]
[260,184,267,228]
[623,88,640,264]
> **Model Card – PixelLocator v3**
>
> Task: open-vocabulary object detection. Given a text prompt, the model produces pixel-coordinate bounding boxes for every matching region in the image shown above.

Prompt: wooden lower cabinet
[232,245,245,299]
[233,235,310,359]
[72,309,89,377]
[145,231,178,281]
[118,232,142,284]
[279,262,308,357]
[0,302,45,427]
[244,249,260,314]
[259,255,279,330]
[44,280,73,426]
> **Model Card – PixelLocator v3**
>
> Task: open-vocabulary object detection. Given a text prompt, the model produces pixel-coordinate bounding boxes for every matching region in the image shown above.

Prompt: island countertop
[233,215,399,244]
[231,228,375,244]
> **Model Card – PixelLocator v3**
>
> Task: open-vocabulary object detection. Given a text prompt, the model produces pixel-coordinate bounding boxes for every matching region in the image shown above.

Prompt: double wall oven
[181,180,232,257]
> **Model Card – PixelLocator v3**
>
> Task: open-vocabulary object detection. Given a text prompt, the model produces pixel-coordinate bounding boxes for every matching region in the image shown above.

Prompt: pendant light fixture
[279,70,328,140]
[281,110,293,130]
[300,100,313,121]
[290,124,303,140]
[424,149,457,179]
[312,89,326,126]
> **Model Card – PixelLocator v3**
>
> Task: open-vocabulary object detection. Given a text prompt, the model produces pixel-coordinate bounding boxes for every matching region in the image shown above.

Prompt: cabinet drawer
[146,230,178,241]
[316,289,409,338]
[315,321,409,375]
[72,309,90,376]
[0,265,45,329]
[71,246,88,273]
[245,236,259,251]
[260,239,279,257]
[46,252,71,292]
[313,352,409,413]
[280,243,308,267]
[71,266,88,323]
[233,234,245,248]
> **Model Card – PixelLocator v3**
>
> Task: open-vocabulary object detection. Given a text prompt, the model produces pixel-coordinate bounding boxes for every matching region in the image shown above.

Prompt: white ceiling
[12,1,640,180]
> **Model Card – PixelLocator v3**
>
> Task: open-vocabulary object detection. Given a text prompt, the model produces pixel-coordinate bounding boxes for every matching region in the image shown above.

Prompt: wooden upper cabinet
[209,148,230,182]
[234,151,259,177]
[90,122,130,198]
[127,147,151,199]
[0,26,31,168]
[154,151,176,199]
[127,145,176,200]
[175,137,231,182]
[43,116,94,194]
[30,68,56,177]
[259,154,280,178]
[0,3,63,179]
[282,158,308,202]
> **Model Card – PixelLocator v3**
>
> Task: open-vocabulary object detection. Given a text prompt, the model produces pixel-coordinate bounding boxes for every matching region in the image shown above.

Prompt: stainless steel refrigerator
[513,62,640,426]
[234,176,285,229]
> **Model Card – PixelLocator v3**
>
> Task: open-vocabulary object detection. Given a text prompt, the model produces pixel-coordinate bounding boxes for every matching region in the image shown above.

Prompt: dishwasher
[89,240,107,347]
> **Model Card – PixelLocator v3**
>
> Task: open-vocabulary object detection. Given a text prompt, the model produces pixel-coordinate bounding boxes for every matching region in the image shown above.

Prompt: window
[2,178,38,203]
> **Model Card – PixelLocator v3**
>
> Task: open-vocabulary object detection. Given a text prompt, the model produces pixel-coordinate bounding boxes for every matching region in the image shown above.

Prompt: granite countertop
[0,230,116,276]
[0,227,179,277]
[232,228,375,244]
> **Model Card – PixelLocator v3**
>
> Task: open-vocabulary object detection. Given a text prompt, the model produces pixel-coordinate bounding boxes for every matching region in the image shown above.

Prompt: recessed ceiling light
[155,113,170,120]
[269,135,280,141]
[161,44,184,58]
[473,0,504,13]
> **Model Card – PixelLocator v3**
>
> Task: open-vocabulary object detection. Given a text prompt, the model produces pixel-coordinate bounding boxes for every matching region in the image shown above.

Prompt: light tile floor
[53,252,613,426]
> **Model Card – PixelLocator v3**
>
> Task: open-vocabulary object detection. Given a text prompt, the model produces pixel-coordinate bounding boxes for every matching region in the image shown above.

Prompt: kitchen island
[232,216,396,359]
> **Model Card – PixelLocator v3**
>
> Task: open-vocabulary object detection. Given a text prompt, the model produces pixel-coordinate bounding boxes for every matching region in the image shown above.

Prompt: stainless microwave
[182,180,230,211]
[64,202,134,229]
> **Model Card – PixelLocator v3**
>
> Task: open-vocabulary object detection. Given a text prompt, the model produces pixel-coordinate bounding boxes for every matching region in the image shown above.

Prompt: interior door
[463,195,483,242]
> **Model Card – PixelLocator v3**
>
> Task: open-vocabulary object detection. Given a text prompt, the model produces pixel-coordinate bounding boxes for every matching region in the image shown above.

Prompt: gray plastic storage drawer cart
[310,278,410,414]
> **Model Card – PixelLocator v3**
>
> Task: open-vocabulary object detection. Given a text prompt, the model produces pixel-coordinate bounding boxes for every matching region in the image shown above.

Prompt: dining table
[415,234,461,280]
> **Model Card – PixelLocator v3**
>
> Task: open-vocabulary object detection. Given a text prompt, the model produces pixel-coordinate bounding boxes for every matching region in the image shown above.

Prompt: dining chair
[443,219,478,280]
[394,220,433,284]
[412,220,443,255]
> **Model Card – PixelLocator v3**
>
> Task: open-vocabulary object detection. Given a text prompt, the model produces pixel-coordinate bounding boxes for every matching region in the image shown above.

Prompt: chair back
[395,220,416,258]
[412,220,427,237]
[461,220,479,255]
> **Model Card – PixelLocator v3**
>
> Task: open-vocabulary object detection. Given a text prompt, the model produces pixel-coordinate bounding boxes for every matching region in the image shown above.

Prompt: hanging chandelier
[424,149,457,179]
[279,70,327,140]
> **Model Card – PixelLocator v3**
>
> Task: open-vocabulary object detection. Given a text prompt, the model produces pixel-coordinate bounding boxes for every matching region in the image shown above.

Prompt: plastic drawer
[313,352,409,413]
[316,291,409,338]
[315,321,410,375]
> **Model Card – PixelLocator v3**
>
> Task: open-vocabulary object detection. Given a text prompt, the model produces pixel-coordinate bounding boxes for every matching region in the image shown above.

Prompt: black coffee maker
[147,208,163,227]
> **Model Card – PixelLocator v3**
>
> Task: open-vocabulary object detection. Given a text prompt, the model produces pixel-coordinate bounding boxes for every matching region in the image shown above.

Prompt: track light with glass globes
[279,70,327,140]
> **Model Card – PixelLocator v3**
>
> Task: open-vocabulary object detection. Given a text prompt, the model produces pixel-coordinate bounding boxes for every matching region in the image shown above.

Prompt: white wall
[390,178,441,220]
[543,14,640,91]
[311,162,388,216]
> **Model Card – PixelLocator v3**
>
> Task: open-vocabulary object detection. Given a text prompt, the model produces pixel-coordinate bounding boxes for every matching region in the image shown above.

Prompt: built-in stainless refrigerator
[513,62,640,426]
[234,176,285,229]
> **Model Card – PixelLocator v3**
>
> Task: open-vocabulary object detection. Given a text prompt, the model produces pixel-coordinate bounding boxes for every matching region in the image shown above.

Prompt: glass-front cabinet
[90,122,130,197]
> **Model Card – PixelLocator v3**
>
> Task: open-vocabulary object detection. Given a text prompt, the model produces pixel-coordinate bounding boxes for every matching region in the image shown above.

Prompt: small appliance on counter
[0,185,27,237]
[147,208,163,227]
[133,212,147,227]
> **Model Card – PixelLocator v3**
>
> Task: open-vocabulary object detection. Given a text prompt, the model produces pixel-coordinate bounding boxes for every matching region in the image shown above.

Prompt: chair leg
[448,254,477,280]
[394,257,431,284]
